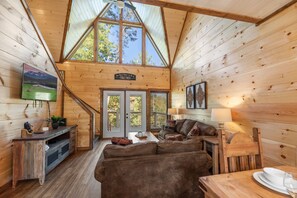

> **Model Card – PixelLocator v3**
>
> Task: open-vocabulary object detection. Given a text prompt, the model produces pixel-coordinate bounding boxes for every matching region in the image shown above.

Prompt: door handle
[126,113,129,119]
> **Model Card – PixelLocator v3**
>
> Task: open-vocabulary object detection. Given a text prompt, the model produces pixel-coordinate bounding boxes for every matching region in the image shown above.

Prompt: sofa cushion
[196,121,217,136]
[157,139,202,154]
[175,119,185,132]
[158,129,176,139]
[180,120,197,136]
[165,134,183,141]
[187,125,200,138]
[103,142,157,158]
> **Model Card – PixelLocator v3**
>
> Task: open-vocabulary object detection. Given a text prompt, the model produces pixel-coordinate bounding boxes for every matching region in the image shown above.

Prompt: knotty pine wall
[57,61,170,135]
[171,3,297,166]
[0,0,62,187]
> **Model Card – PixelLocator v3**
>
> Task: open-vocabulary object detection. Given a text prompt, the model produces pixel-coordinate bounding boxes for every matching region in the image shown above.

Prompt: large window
[69,4,167,67]
[150,92,168,129]
[98,23,120,63]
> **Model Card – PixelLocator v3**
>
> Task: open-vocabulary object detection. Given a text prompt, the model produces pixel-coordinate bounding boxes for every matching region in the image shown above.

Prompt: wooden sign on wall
[114,73,136,80]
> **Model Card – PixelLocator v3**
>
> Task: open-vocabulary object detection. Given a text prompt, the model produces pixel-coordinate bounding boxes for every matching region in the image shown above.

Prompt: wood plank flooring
[0,140,110,198]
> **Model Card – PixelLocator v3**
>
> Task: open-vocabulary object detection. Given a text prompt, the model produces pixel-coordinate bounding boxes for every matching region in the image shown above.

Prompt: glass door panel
[103,91,124,138]
[126,91,146,133]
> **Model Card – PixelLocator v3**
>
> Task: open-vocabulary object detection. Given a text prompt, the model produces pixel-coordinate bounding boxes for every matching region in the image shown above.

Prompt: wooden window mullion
[119,10,123,64]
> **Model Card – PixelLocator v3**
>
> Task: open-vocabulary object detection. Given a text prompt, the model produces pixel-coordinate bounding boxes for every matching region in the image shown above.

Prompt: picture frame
[194,82,207,109]
[186,85,195,109]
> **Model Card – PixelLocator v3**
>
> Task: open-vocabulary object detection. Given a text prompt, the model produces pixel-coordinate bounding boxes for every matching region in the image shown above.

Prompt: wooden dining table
[199,166,297,198]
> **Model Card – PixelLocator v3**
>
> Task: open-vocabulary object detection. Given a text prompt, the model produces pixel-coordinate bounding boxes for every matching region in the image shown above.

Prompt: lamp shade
[211,108,232,122]
[168,108,178,115]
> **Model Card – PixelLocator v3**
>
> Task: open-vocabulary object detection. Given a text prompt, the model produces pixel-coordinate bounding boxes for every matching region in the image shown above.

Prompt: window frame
[149,91,169,131]
[67,3,168,67]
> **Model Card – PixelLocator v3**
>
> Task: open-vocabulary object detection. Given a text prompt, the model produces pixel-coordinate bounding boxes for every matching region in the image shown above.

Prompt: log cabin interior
[1,0,297,197]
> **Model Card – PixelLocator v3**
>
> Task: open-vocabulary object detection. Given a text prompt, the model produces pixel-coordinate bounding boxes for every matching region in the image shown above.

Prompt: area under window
[68,4,167,67]
[150,92,168,129]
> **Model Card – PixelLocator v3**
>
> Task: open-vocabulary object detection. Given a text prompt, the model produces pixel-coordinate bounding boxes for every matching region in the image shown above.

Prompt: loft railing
[21,0,97,149]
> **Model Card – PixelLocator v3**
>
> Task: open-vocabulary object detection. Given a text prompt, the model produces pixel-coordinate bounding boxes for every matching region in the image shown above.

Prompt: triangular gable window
[68,3,167,67]
[102,4,120,20]
[146,35,165,67]
[71,29,94,61]
[123,5,139,23]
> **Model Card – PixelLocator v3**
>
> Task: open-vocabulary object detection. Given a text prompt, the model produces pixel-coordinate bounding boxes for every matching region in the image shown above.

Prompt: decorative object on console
[194,82,207,109]
[211,108,232,129]
[186,85,195,109]
[51,115,61,129]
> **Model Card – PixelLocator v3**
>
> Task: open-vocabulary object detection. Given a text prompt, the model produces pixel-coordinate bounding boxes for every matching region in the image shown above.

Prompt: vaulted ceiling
[27,0,296,64]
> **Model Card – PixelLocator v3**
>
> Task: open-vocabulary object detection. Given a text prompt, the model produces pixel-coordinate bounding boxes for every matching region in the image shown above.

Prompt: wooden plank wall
[171,3,297,166]
[26,0,69,62]
[57,61,170,136]
[0,0,62,187]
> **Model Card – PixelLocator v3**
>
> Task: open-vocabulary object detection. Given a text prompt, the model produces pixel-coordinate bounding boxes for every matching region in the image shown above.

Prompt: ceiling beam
[256,0,297,26]
[130,0,261,23]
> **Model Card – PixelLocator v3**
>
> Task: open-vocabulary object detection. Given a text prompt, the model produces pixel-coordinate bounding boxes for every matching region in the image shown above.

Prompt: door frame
[100,88,170,138]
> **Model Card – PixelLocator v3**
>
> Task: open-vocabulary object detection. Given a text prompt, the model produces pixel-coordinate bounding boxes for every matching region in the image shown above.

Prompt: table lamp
[168,108,179,120]
[211,108,232,129]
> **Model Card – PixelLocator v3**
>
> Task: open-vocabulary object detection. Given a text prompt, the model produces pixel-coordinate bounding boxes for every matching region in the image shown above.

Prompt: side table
[203,136,219,174]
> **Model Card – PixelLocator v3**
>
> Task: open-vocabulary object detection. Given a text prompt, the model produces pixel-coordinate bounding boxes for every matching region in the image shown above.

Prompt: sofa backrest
[157,139,202,154]
[195,121,217,136]
[176,119,217,137]
[103,141,157,158]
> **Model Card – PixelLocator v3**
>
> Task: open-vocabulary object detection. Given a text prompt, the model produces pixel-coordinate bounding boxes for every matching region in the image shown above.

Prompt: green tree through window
[69,4,167,67]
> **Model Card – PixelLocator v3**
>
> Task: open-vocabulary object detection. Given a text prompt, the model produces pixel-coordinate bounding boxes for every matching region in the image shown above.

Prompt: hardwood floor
[0,140,110,198]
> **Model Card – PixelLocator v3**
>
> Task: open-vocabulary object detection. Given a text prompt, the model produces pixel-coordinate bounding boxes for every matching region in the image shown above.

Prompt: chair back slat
[219,128,264,173]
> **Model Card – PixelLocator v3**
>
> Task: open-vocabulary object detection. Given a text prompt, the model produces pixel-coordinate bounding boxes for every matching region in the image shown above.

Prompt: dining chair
[219,128,264,173]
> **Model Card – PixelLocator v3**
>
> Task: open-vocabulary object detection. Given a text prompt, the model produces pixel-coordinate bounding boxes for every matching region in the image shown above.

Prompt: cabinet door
[13,140,45,181]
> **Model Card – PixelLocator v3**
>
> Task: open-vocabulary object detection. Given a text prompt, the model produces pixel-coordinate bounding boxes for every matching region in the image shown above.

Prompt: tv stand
[12,125,77,188]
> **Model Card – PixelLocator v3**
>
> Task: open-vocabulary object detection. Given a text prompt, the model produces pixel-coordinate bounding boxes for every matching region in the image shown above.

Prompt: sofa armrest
[94,154,105,182]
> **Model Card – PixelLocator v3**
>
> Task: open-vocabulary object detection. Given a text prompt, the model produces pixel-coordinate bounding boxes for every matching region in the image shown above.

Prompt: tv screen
[21,63,58,101]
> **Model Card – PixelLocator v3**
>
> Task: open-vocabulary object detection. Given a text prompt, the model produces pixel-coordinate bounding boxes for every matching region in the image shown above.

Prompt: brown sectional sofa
[159,119,217,140]
[95,140,212,198]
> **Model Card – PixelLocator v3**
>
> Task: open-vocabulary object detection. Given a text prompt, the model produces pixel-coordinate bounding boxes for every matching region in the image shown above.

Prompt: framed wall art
[186,85,195,109]
[194,82,207,109]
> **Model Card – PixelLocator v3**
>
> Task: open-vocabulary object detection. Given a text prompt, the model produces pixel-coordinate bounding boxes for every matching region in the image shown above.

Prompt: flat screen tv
[21,63,57,101]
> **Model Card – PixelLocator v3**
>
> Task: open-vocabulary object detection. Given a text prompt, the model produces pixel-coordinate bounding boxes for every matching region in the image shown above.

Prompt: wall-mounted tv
[21,63,57,101]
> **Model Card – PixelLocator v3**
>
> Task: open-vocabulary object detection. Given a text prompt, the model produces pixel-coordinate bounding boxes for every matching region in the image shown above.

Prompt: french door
[102,90,146,138]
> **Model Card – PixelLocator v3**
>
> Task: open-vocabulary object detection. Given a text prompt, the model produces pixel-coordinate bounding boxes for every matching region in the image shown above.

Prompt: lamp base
[218,122,225,129]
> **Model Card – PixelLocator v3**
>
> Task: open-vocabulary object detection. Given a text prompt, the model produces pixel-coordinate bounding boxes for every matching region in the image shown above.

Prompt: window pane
[102,4,120,20]
[130,96,142,128]
[107,95,121,131]
[98,23,119,63]
[123,6,139,23]
[146,35,165,67]
[150,93,167,129]
[122,26,142,65]
[71,30,94,61]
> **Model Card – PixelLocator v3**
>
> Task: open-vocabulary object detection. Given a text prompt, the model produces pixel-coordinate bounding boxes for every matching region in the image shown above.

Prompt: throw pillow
[179,120,197,136]
[187,125,200,138]
[111,137,133,146]
[165,120,176,130]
